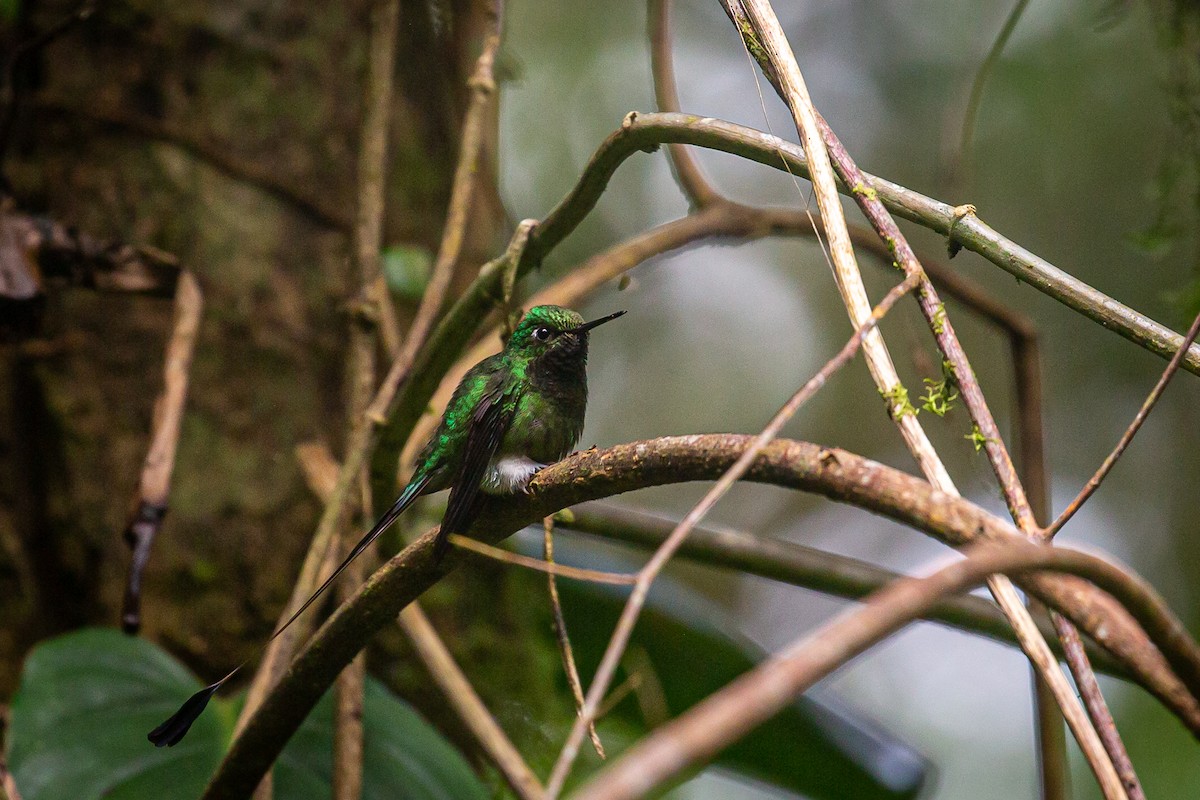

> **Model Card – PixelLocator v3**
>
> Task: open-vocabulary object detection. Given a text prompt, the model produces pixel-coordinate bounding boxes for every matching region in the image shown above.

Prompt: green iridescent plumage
[306,304,624,601]
[147,304,624,748]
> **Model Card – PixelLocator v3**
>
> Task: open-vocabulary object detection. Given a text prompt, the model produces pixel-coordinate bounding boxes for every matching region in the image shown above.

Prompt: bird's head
[505,305,626,362]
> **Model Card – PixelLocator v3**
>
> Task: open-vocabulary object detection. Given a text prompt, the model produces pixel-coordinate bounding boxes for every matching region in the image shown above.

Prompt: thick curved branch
[203,435,1200,799]
[649,0,719,207]
[572,541,1158,800]
[535,113,1200,376]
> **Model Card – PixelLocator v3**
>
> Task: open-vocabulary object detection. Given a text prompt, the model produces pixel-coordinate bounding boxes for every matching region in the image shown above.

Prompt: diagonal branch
[722,4,1128,795]
[397,604,546,800]
[119,271,203,633]
[1046,308,1200,537]
[571,541,1165,800]
[562,503,1125,676]
[544,517,605,759]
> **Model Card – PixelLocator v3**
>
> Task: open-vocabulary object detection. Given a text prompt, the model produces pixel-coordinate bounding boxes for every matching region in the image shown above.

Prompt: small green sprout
[965,425,997,452]
[880,384,917,419]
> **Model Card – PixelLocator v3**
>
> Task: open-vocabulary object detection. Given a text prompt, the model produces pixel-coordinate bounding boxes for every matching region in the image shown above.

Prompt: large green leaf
[6,629,488,800]
[6,629,228,800]
[515,530,930,799]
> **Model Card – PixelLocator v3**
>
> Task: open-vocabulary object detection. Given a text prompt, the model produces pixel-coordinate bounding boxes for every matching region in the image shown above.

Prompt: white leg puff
[482,456,545,495]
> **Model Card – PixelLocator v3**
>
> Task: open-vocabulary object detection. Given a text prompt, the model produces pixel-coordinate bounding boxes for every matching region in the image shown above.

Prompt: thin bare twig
[544,517,606,759]
[120,271,203,633]
[1029,602,1070,800]
[571,542,1164,800]
[954,0,1031,182]
[366,0,504,428]
[447,533,636,585]
[1046,308,1200,537]
[544,271,921,796]
[397,605,546,800]
[333,2,403,797]
[332,550,367,800]
[1007,317,1068,800]
[1052,612,1146,800]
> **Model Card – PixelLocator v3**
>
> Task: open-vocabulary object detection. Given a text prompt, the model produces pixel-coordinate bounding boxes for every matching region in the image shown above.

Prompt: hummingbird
[148,304,625,747]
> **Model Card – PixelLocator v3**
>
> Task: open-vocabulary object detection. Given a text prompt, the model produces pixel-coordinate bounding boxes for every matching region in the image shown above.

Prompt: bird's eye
[533,327,552,342]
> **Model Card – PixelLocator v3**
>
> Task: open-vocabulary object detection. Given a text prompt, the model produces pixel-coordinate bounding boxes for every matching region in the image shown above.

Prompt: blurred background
[2,0,1199,798]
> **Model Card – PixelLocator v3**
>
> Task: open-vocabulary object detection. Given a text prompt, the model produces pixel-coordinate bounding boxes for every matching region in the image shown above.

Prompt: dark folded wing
[434,382,515,558]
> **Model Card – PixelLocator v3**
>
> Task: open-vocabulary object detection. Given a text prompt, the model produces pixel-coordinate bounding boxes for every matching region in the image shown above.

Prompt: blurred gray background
[499,1,1200,797]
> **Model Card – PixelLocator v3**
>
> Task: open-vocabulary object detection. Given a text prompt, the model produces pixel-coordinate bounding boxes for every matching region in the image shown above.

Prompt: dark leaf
[515,531,930,799]
[7,629,489,800]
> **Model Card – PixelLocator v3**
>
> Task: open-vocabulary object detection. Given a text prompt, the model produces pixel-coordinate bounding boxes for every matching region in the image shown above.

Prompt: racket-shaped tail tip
[148,682,221,747]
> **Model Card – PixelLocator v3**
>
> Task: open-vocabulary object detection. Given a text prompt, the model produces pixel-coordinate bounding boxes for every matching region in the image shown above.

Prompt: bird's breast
[504,387,585,464]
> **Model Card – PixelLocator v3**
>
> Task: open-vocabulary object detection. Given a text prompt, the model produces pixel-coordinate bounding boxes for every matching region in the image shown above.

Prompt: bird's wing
[434,379,516,558]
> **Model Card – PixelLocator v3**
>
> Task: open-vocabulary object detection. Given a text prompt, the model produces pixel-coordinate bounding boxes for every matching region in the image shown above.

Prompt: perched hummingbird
[148,304,625,747]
